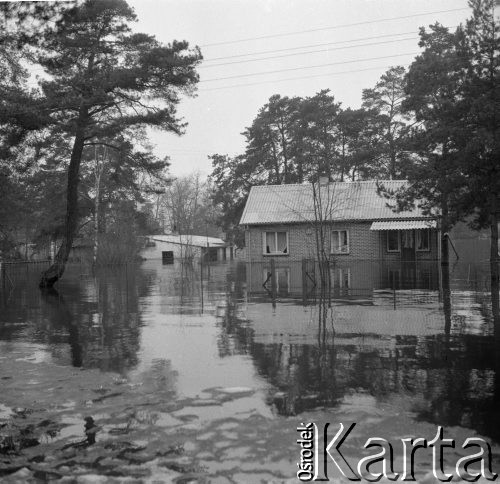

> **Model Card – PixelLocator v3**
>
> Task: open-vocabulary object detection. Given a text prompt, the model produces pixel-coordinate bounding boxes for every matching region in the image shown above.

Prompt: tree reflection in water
[0,263,147,372]
[40,288,83,367]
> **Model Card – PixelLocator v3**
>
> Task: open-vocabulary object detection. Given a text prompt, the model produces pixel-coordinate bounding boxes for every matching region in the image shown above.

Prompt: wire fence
[244,258,494,307]
[0,257,495,309]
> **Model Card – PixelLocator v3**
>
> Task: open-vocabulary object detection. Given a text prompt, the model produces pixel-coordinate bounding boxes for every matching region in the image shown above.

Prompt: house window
[416,229,430,251]
[332,230,349,254]
[264,231,288,255]
[387,231,400,252]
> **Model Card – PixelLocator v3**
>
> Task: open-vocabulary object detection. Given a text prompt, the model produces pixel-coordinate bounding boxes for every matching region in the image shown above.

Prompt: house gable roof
[239,180,434,226]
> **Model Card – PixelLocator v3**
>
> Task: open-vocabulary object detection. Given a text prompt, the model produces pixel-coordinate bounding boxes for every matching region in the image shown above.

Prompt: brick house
[240,181,440,294]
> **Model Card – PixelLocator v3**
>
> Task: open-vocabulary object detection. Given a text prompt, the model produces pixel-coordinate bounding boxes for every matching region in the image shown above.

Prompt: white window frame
[331,229,350,255]
[416,229,431,252]
[262,231,289,256]
[387,230,401,253]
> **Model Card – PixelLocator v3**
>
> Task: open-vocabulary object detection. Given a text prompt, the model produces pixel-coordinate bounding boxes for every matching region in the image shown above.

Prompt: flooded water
[1,259,500,482]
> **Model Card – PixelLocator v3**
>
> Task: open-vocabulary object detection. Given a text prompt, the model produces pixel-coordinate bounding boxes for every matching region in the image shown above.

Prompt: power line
[202,30,419,62]
[199,36,418,69]
[200,8,469,47]
[200,52,418,83]
[25,29,444,74]
[199,64,407,92]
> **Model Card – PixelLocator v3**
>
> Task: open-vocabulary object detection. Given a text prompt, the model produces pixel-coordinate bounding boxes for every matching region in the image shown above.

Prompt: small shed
[140,234,231,263]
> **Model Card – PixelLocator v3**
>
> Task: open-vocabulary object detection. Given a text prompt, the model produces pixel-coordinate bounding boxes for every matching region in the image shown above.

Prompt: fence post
[392,271,396,310]
[270,258,277,306]
[200,257,204,313]
[327,260,332,308]
[302,258,307,306]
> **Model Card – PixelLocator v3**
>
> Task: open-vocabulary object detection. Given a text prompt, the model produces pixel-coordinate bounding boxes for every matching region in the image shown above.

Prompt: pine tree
[21,0,202,287]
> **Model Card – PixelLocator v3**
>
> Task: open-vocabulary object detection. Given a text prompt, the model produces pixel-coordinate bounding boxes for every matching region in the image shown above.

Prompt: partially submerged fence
[1,260,52,289]
[245,258,493,307]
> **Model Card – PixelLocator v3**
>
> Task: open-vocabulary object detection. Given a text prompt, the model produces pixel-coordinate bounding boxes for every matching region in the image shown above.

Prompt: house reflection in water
[218,293,500,444]
[246,259,440,300]
[216,261,500,444]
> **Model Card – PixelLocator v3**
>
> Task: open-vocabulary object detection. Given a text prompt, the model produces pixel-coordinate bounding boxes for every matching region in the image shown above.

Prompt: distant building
[240,180,440,263]
[140,234,232,263]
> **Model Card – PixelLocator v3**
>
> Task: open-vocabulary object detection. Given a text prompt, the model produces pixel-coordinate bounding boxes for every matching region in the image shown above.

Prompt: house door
[400,230,415,262]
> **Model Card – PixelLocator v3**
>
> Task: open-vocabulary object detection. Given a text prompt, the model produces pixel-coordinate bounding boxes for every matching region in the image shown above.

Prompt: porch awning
[370,220,437,231]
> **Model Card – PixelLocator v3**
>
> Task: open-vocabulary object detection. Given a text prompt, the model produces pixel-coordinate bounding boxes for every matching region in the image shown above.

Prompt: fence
[1,257,495,309]
[244,258,494,307]
[1,260,51,287]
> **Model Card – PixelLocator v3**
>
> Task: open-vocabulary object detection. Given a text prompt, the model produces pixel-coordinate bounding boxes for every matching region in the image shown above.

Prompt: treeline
[0,0,201,286]
[210,0,500,273]
[0,137,170,264]
[152,172,221,238]
[210,68,410,246]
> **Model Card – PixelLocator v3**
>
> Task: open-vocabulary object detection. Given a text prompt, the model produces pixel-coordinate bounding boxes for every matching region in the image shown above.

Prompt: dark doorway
[208,247,218,262]
[162,251,174,264]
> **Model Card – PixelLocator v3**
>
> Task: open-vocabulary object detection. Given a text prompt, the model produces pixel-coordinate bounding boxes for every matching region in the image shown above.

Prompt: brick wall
[245,223,439,262]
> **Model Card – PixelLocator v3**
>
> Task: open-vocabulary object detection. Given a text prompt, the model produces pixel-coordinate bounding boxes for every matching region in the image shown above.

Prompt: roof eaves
[244,215,439,226]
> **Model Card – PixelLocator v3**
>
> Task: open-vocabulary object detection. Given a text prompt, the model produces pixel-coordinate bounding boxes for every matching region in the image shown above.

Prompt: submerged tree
[392,23,471,262]
[7,0,203,286]
[392,0,499,278]
[460,0,500,285]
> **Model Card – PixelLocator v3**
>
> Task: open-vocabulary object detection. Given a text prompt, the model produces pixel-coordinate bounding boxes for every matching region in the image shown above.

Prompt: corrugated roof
[239,181,436,225]
[148,234,226,247]
[371,220,437,230]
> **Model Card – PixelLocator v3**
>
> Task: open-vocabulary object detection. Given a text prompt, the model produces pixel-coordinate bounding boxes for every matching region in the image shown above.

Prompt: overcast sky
[127,0,471,178]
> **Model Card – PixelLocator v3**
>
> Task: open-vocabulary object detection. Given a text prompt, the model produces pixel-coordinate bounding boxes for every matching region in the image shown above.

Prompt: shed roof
[239,180,436,226]
[148,234,226,247]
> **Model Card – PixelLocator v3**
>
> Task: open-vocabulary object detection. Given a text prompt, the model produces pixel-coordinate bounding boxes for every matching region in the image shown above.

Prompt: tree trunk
[39,123,86,288]
[491,212,500,374]
[441,238,451,335]
[439,195,452,334]
[491,210,499,289]
[440,197,450,266]
[93,180,100,267]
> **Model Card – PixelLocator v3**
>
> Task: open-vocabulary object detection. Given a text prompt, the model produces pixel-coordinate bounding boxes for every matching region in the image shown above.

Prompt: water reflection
[0,264,147,371]
[222,261,500,444]
[40,288,83,367]
[1,259,500,444]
